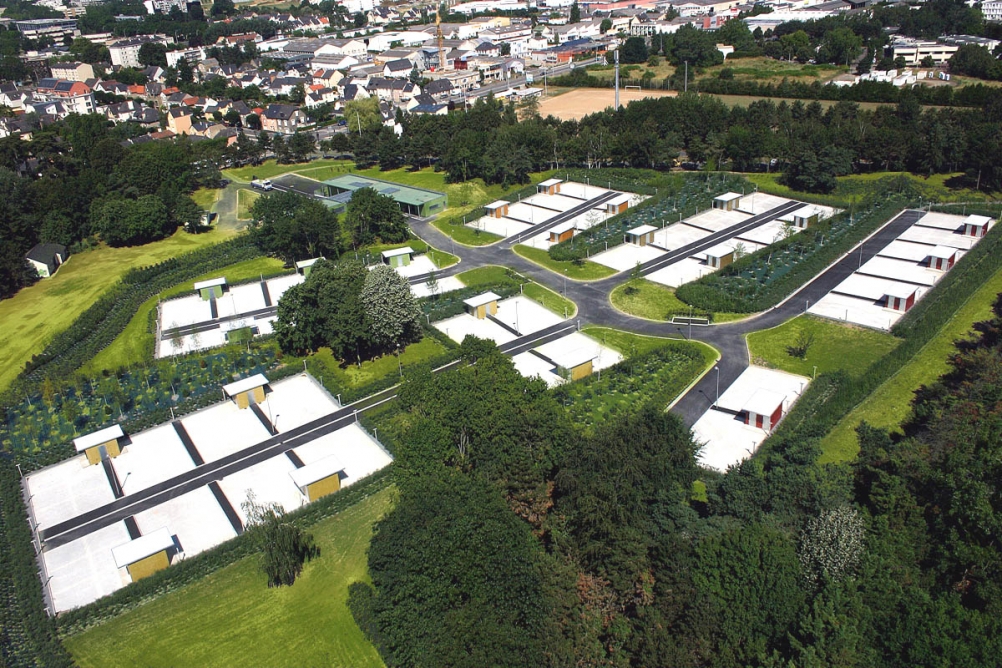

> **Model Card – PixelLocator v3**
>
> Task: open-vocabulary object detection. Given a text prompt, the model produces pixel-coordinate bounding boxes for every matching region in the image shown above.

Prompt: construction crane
[436,8,445,72]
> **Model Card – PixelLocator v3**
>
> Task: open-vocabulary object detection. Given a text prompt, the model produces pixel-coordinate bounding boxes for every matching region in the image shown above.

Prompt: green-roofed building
[316,174,448,217]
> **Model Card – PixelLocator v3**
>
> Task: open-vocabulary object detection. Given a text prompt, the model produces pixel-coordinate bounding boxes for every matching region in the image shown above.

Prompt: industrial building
[317,174,448,217]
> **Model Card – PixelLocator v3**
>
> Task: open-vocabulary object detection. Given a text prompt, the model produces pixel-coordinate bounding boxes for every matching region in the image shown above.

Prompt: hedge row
[675,189,914,313]
[8,237,263,404]
[56,467,393,638]
[418,282,521,323]
[0,459,73,666]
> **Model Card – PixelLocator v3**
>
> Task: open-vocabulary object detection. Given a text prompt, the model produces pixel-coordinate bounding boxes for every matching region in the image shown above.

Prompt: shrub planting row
[418,283,521,323]
[675,187,915,313]
[55,467,393,638]
[8,237,263,404]
[0,459,72,666]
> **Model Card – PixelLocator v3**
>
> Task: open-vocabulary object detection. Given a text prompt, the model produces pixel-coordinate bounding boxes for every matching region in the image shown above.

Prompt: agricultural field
[747,315,900,380]
[819,260,1002,464]
[64,487,394,668]
[0,227,237,394]
[538,87,676,121]
[697,57,847,85]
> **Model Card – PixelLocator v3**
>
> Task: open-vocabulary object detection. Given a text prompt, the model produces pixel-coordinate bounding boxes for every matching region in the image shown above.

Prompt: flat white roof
[221,373,269,397]
[704,242,736,258]
[289,454,345,489]
[548,347,595,369]
[192,277,226,291]
[295,257,321,268]
[791,204,821,218]
[743,389,785,415]
[549,220,576,235]
[714,192,743,202]
[964,214,991,227]
[73,424,125,452]
[538,178,563,187]
[606,193,631,206]
[463,291,501,308]
[885,283,918,299]
[484,200,509,210]
[381,246,414,258]
[111,527,173,568]
[628,224,657,235]
[928,245,957,259]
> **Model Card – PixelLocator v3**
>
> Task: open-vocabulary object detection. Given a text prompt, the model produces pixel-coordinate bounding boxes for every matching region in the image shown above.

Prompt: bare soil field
[539,88,677,120]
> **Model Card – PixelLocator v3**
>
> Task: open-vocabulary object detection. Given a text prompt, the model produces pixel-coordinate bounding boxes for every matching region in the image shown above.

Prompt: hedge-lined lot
[676,187,910,313]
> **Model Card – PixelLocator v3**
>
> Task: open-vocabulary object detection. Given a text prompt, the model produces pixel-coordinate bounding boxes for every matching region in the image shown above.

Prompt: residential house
[383,58,415,78]
[261,103,305,133]
[166,106,194,134]
[36,78,95,114]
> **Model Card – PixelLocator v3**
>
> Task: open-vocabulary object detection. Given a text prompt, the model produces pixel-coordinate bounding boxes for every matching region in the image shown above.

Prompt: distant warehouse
[315,175,448,217]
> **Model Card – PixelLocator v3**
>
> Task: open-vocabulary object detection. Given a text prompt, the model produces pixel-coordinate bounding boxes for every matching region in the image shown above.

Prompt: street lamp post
[714,366,720,408]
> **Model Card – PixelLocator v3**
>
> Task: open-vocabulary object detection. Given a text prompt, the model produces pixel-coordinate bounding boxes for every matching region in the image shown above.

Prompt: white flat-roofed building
[927,245,957,271]
[626,224,657,246]
[289,455,346,501]
[963,215,991,238]
[222,373,269,409]
[112,527,174,581]
[464,291,501,319]
[73,424,125,465]
[538,178,563,195]
[712,192,743,211]
[381,246,414,268]
[888,37,957,66]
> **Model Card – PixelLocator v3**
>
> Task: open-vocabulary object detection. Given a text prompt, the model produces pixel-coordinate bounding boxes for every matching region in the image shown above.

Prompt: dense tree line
[350,289,1002,665]
[0,115,228,299]
[330,91,1002,193]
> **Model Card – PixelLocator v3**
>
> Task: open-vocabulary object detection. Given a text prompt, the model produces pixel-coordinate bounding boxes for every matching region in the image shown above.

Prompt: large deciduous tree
[249,190,342,264]
[343,187,407,247]
[359,265,421,351]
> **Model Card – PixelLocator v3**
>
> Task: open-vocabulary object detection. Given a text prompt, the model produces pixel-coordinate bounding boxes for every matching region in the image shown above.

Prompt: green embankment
[65,487,394,668]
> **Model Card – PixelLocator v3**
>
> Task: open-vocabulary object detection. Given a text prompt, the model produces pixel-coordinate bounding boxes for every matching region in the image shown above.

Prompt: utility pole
[684,61,688,93]
[614,49,620,110]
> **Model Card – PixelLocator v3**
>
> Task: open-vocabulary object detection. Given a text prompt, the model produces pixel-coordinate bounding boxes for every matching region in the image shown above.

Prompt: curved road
[408,208,923,427]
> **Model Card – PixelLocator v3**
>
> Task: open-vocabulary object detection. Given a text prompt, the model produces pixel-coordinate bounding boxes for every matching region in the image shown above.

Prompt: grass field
[432,219,504,246]
[513,245,617,281]
[65,486,394,668]
[311,335,448,391]
[80,256,288,374]
[0,227,237,393]
[222,158,352,183]
[747,315,900,380]
[744,171,997,209]
[192,187,222,209]
[610,280,744,323]
[582,326,718,360]
[456,265,576,317]
[818,264,1002,464]
[237,189,260,220]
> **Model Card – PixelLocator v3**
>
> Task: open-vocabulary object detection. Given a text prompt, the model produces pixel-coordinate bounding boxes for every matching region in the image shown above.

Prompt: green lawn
[0,227,238,393]
[65,487,394,668]
[222,158,353,183]
[744,171,996,209]
[431,219,503,246]
[237,189,260,220]
[81,256,289,375]
[610,280,745,323]
[748,315,901,380]
[192,187,221,209]
[363,240,458,270]
[309,336,449,392]
[818,264,1002,464]
[513,245,617,281]
[456,265,576,317]
[582,326,719,361]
